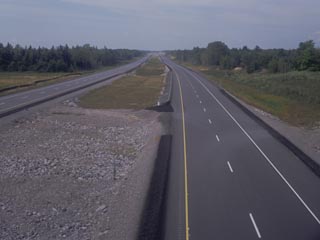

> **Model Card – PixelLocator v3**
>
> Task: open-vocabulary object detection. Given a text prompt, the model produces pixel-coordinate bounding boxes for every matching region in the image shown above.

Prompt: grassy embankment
[79,57,165,109]
[0,58,139,96]
[181,62,320,127]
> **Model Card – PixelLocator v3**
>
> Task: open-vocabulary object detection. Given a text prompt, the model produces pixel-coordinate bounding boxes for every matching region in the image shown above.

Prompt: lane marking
[216,135,220,142]
[196,94,199,98]
[174,70,190,240]
[227,161,234,173]
[249,213,262,238]
[188,70,320,225]
[203,107,206,112]
[199,100,202,104]
[208,119,212,124]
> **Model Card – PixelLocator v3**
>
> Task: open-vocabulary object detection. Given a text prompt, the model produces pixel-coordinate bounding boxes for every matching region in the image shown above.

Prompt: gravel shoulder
[0,102,164,240]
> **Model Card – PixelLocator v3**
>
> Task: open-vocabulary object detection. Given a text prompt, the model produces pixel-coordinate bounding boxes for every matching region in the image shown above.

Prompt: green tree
[207,41,230,66]
[296,40,318,71]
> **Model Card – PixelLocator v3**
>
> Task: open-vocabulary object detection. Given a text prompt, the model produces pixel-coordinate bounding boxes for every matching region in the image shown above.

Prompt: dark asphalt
[0,56,148,117]
[161,57,320,240]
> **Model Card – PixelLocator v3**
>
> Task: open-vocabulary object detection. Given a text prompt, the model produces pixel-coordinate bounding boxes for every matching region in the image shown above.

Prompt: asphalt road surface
[0,56,148,118]
[161,56,320,240]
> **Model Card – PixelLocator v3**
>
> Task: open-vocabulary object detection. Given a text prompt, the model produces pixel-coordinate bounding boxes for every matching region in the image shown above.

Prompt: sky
[0,0,319,50]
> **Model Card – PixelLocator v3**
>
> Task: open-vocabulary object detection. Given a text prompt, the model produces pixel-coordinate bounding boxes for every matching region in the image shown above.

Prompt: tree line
[170,40,320,73]
[0,43,143,72]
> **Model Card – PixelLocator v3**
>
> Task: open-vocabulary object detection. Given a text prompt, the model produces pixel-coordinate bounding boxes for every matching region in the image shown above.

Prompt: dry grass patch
[79,57,165,109]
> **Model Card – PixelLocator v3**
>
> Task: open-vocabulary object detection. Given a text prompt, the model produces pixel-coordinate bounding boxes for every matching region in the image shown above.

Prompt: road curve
[161,56,320,240]
[0,56,149,118]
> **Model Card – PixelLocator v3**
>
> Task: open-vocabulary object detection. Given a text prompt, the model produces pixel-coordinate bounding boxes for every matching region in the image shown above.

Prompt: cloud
[1,0,320,49]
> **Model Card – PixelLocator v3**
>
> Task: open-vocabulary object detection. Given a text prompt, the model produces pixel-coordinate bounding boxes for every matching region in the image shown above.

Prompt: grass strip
[79,57,165,109]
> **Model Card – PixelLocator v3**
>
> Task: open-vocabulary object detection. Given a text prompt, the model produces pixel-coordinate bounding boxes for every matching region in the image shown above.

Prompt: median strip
[79,57,166,110]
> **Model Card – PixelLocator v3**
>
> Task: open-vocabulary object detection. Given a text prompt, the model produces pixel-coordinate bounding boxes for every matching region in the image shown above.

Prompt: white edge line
[227,161,234,173]
[208,119,212,124]
[249,213,262,238]
[203,108,206,112]
[189,70,320,225]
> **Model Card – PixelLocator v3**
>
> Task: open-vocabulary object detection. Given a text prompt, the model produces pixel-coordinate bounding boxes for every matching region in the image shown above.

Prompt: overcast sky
[0,0,319,50]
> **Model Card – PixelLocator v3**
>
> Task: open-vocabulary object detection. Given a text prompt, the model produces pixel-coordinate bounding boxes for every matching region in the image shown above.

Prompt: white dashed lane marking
[227,161,234,173]
[216,135,220,142]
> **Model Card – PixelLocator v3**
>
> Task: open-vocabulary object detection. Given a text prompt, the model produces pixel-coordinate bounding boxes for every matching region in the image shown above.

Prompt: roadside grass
[182,63,320,127]
[135,57,164,76]
[0,72,82,92]
[79,57,165,109]
[0,58,139,96]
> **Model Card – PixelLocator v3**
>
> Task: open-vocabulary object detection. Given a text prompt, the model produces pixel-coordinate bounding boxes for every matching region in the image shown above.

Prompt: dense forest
[0,43,143,72]
[170,40,320,73]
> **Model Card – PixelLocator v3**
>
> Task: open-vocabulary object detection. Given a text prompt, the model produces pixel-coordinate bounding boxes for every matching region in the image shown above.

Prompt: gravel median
[0,101,163,240]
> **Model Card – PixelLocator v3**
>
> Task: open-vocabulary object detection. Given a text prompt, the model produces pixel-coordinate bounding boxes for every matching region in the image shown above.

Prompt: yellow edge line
[174,70,190,240]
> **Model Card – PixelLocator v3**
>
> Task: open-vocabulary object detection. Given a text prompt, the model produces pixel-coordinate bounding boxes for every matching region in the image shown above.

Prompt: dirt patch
[0,102,163,240]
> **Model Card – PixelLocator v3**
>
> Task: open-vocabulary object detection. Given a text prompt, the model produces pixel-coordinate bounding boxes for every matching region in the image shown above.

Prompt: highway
[1,53,320,239]
[0,56,148,118]
[161,57,320,240]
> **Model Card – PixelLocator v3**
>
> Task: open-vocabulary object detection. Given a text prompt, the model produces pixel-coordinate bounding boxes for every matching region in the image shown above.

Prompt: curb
[159,58,173,105]
[147,58,173,112]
